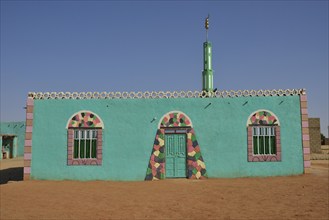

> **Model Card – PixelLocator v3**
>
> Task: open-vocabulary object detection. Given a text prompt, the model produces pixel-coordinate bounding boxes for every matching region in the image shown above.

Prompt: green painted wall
[30,96,303,180]
[0,121,26,160]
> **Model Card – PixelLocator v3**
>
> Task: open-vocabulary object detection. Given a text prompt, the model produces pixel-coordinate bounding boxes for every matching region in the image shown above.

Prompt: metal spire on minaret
[202,14,214,92]
[205,14,209,41]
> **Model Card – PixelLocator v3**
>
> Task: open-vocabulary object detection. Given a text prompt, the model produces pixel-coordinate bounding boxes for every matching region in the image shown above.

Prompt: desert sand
[0,158,328,220]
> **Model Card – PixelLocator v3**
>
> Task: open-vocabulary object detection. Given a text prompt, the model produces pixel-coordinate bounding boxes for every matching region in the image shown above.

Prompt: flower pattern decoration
[68,111,103,128]
[249,111,278,125]
[160,112,191,127]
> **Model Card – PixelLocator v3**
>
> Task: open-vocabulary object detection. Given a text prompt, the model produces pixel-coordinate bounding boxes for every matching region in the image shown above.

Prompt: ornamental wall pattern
[67,111,104,128]
[248,110,279,126]
[145,111,207,181]
[27,89,306,100]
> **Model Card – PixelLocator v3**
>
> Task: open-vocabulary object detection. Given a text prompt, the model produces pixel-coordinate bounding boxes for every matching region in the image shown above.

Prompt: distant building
[324,138,329,145]
[308,118,321,153]
[1,122,26,160]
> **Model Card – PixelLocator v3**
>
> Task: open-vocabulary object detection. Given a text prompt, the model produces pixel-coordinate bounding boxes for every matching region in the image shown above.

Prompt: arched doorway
[145,111,207,180]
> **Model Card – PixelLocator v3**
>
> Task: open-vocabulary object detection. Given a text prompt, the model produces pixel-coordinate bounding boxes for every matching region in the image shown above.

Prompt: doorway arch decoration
[145,111,207,180]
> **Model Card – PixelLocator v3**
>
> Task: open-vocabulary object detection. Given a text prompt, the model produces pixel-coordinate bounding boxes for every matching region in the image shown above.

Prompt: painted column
[12,137,18,158]
[24,97,34,180]
[0,136,2,160]
[300,91,311,173]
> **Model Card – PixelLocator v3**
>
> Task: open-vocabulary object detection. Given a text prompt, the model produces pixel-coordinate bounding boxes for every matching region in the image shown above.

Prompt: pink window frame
[247,126,281,162]
[67,128,103,165]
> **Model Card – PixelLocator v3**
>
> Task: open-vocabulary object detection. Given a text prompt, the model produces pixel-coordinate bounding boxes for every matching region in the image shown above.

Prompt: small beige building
[308,118,321,153]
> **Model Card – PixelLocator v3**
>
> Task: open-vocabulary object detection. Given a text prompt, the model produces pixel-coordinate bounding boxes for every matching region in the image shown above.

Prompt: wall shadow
[0,167,24,184]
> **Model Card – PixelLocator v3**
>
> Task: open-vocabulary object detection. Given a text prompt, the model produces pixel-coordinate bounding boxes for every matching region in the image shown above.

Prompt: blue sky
[1,0,328,135]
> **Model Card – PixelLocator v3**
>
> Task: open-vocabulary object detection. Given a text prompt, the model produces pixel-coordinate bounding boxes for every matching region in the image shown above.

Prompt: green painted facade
[29,95,303,180]
[0,121,25,160]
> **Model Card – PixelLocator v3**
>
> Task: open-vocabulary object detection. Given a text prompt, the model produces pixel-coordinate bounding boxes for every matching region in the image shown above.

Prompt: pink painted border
[304,160,311,168]
[25,140,32,146]
[247,126,281,162]
[27,98,34,105]
[300,95,307,102]
[26,126,33,133]
[24,153,32,160]
[24,167,31,173]
[24,98,34,180]
[300,94,311,173]
[303,134,310,141]
[26,113,33,120]
[302,121,309,128]
[303,148,310,154]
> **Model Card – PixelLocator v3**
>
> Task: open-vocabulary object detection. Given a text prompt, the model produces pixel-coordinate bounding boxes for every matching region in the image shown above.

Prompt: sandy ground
[0,157,24,170]
[0,158,328,220]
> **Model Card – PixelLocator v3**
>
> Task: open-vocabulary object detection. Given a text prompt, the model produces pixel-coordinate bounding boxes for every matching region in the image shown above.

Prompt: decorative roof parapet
[28,89,306,100]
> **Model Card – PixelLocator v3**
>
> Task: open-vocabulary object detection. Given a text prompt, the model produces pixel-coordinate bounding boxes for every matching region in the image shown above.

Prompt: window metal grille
[73,129,97,159]
[252,126,276,155]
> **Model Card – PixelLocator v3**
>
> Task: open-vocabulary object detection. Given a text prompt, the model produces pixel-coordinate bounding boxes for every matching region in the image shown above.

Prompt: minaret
[202,15,214,92]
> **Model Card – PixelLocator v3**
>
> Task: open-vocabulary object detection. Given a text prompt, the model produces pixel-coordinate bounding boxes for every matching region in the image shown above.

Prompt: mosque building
[23,17,310,181]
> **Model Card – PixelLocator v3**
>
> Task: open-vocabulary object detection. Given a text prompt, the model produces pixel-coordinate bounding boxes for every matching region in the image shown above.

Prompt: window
[73,129,97,159]
[66,111,104,165]
[252,127,276,155]
[247,110,281,162]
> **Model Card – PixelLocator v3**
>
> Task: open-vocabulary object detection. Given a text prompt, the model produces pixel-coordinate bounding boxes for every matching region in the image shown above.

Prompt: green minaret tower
[202,15,214,92]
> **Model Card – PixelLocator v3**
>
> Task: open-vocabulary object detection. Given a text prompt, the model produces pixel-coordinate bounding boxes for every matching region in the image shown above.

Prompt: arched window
[247,110,281,162]
[66,111,104,165]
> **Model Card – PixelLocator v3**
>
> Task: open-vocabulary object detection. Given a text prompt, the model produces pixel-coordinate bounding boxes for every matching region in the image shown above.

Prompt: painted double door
[165,134,187,178]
